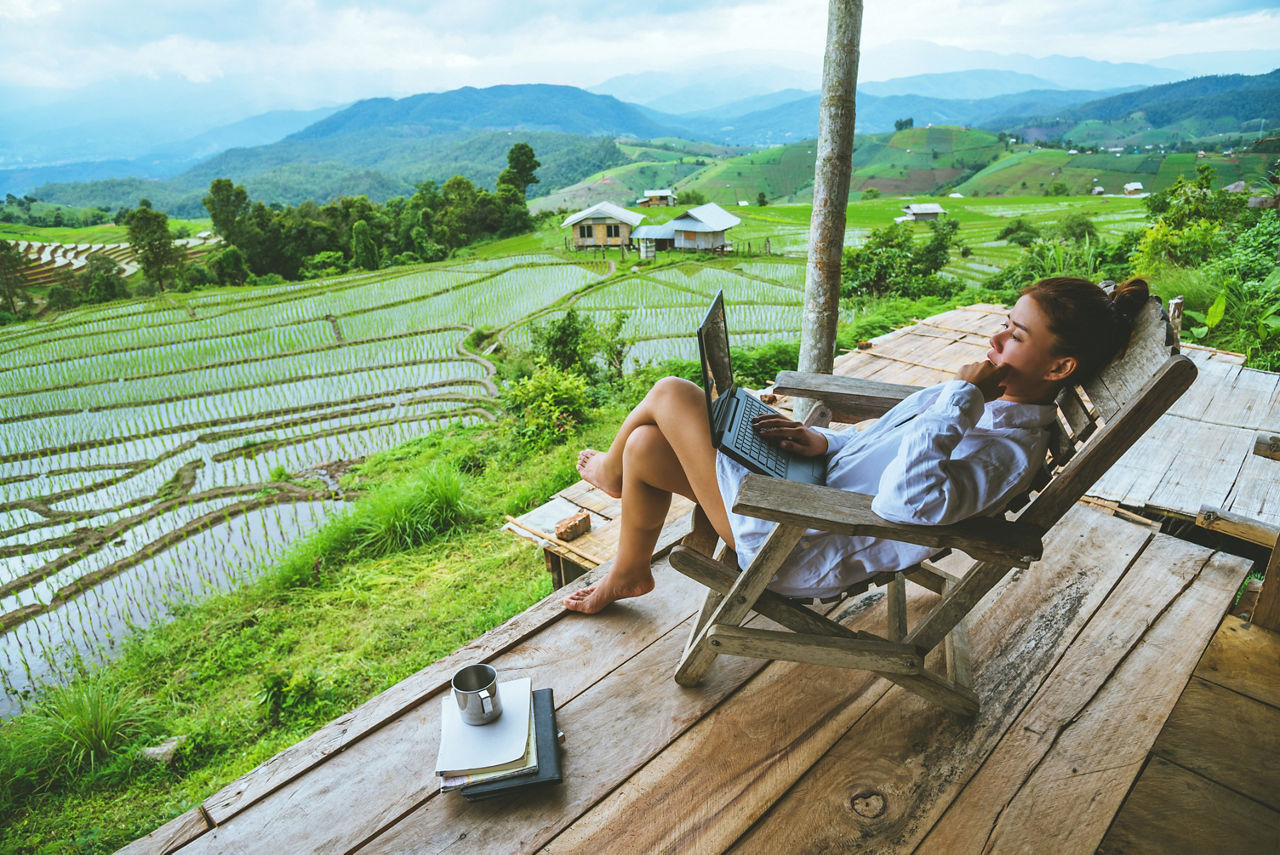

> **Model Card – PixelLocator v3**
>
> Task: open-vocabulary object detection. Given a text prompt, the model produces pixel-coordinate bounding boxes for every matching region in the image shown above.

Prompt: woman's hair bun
[1109,277,1149,324]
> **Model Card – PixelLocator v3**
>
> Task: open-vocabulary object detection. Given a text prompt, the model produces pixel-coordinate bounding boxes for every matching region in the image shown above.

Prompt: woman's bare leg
[566,378,734,614]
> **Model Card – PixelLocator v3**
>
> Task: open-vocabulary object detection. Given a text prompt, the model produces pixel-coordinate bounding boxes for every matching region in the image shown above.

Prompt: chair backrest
[1024,296,1195,530]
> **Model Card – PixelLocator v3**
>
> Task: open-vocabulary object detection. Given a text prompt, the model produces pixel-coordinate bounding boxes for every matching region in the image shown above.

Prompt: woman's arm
[870,365,1027,526]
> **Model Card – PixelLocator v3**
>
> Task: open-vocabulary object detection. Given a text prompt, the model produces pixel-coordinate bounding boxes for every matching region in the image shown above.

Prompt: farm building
[668,202,741,252]
[1124,182,1145,195]
[633,223,676,258]
[637,188,677,207]
[561,201,645,250]
[900,203,947,221]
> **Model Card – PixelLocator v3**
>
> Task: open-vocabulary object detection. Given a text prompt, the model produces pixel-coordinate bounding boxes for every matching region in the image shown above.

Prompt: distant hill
[995,68,1280,143]
[859,69,1061,99]
[0,105,343,198]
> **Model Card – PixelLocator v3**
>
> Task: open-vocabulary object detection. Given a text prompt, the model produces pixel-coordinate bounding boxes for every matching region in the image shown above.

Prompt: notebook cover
[461,688,561,800]
[435,677,532,776]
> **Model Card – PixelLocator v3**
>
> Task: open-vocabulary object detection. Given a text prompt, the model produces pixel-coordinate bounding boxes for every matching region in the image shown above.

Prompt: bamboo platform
[123,503,1255,854]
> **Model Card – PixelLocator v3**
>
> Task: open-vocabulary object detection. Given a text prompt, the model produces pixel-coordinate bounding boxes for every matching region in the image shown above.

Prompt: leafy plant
[502,361,591,447]
[22,677,158,776]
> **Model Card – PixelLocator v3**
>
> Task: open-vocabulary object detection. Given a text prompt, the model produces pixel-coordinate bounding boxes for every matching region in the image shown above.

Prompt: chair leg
[674,523,806,686]
[682,544,736,658]
[887,572,907,643]
[943,580,973,689]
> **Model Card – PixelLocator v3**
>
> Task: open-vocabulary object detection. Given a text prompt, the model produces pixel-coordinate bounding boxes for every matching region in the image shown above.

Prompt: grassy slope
[0,412,630,853]
[0,219,213,245]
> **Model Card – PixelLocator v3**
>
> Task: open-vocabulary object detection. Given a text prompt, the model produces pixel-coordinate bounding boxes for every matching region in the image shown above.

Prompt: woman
[564,277,1149,614]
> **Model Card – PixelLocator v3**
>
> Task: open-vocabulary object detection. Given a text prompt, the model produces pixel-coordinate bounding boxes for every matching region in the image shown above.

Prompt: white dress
[714,380,1056,599]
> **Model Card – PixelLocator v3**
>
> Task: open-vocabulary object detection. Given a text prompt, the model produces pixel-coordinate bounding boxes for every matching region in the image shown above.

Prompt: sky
[2,0,1278,111]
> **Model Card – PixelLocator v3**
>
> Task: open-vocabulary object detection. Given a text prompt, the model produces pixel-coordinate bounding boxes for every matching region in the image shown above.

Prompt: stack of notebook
[435,677,562,801]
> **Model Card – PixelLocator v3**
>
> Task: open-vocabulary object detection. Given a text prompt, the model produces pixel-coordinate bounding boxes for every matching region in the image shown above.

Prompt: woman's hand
[751,412,829,457]
[955,360,1010,402]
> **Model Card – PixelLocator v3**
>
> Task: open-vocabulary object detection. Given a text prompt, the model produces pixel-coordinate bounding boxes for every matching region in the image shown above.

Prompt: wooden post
[1168,296,1183,341]
[1253,546,1280,631]
[795,0,862,422]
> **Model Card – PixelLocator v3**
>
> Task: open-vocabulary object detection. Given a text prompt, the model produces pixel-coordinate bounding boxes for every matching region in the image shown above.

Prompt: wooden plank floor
[124,503,1253,854]
[1099,615,1280,854]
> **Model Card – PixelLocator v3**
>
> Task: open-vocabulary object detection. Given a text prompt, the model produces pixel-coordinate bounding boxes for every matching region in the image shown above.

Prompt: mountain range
[16,60,1280,216]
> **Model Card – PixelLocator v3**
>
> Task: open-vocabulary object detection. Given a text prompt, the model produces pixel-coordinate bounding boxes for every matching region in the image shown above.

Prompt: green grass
[0,219,214,245]
[0,406,637,853]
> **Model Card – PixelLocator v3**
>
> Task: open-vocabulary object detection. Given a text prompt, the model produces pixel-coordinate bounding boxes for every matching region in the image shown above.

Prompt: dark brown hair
[1021,276,1150,384]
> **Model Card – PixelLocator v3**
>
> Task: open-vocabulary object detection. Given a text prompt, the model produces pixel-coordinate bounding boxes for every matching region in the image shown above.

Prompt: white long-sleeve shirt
[714,380,1055,598]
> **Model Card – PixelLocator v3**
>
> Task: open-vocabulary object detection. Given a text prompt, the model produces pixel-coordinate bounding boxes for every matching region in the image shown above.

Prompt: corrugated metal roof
[643,188,675,197]
[633,223,676,240]
[902,203,946,215]
[560,201,646,228]
[670,202,740,233]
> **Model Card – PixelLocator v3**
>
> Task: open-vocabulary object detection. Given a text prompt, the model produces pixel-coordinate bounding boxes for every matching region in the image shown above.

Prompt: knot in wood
[850,788,886,819]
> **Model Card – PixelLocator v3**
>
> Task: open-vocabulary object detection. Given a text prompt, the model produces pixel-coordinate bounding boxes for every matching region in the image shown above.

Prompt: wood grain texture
[178,548,700,853]
[1195,614,1280,708]
[675,522,806,686]
[727,506,1154,854]
[772,370,919,422]
[923,544,1248,855]
[1152,675,1280,810]
[1098,756,1280,855]
[1257,431,1280,461]
[113,807,209,855]
[1251,538,1280,632]
[357,605,777,853]
[732,476,1043,566]
[704,624,924,674]
[1196,504,1279,548]
[537,590,940,855]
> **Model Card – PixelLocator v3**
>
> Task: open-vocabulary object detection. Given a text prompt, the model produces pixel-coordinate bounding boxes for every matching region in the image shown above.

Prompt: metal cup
[451,664,502,726]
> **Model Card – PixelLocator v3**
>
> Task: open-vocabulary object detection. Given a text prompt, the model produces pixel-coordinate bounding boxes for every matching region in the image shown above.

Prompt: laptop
[697,291,825,485]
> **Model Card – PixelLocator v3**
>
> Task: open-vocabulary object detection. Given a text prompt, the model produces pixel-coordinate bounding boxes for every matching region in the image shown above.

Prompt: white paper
[435,677,532,774]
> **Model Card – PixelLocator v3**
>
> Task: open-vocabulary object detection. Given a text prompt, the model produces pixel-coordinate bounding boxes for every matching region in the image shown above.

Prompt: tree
[861,187,881,200]
[0,239,32,315]
[679,188,707,206]
[351,219,379,270]
[203,178,250,245]
[82,254,128,303]
[126,206,183,291]
[797,0,862,421]
[207,245,249,286]
[894,117,914,131]
[756,191,768,207]
[497,142,540,200]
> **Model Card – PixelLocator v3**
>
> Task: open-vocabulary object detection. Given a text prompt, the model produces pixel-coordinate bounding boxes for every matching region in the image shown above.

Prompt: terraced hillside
[0,253,812,713]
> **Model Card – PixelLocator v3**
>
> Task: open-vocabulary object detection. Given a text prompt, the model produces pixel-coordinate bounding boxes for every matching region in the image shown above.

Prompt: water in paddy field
[0,500,342,718]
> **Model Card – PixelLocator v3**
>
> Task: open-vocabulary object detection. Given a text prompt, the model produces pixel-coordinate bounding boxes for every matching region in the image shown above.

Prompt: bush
[132,280,157,297]
[841,218,962,298]
[502,362,591,447]
[45,285,79,310]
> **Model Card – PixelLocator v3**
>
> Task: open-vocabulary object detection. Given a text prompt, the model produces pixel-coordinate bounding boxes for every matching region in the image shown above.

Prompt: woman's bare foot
[563,567,655,614]
[577,448,622,498]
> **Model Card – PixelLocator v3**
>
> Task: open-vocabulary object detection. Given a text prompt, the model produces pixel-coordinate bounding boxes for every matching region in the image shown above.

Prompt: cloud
[1,0,1275,100]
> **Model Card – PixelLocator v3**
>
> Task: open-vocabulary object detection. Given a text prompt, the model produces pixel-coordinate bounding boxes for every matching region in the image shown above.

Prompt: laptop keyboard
[734,394,788,476]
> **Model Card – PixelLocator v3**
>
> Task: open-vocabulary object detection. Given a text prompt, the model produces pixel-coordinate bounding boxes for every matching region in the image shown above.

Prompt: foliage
[678,188,707,206]
[196,142,539,282]
[0,237,32,314]
[501,362,591,447]
[841,219,964,299]
[756,191,768,207]
[207,245,249,287]
[861,187,882,200]
[996,217,1040,246]
[126,205,184,291]
[1144,163,1248,231]
[528,308,632,383]
[1050,213,1099,243]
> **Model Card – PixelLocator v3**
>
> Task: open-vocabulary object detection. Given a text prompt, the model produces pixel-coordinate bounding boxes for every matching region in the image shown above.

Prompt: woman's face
[987,294,1076,402]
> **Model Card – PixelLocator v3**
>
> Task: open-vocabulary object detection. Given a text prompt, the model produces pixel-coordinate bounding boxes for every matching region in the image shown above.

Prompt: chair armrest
[732,474,1044,567]
[773,371,920,422]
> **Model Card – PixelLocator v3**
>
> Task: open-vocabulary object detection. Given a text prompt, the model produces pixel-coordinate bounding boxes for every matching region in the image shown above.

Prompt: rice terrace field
[0,196,1150,716]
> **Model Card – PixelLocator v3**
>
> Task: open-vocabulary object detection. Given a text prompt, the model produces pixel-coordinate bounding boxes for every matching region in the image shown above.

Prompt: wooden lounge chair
[668,296,1196,716]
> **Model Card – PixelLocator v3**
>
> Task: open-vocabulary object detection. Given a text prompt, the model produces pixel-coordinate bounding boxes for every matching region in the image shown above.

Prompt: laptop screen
[697,291,735,423]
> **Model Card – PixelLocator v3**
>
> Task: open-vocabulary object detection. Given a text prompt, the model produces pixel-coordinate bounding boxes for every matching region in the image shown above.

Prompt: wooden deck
[125,502,1255,853]
[122,300,1279,853]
